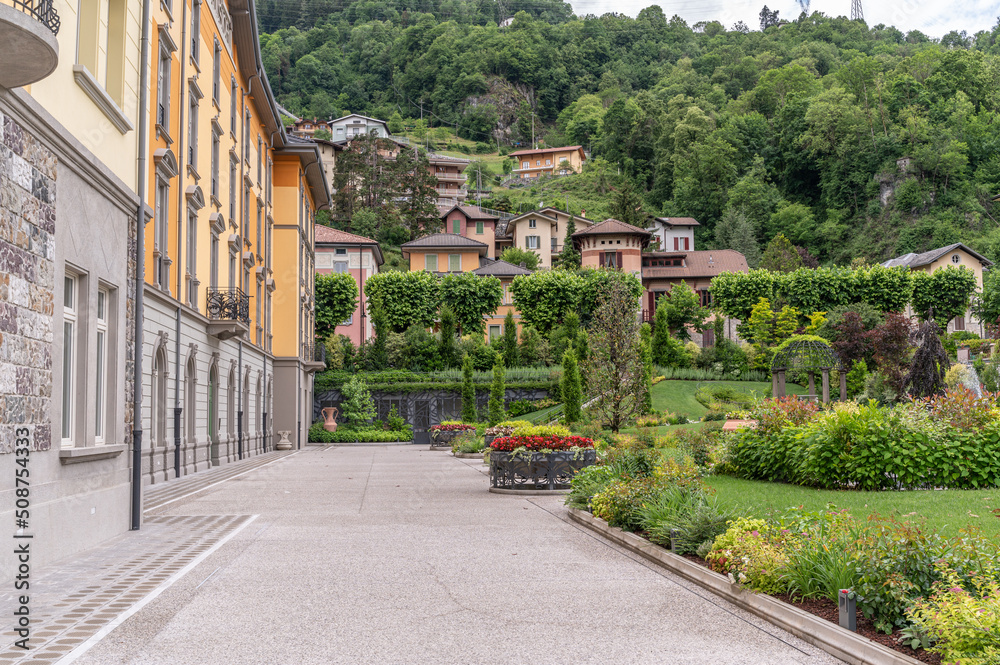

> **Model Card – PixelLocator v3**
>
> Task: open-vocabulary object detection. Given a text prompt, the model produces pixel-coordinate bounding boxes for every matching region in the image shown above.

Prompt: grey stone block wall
[0,109,55,452]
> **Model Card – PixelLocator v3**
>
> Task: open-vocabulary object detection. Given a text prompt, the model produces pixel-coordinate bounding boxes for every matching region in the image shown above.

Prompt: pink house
[315,225,384,346]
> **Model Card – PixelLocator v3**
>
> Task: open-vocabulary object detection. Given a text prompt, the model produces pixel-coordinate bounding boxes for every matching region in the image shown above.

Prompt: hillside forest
[258,0,1000,266]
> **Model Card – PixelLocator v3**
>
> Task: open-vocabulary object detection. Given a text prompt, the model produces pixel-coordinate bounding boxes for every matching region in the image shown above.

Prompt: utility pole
[850,0,864,21]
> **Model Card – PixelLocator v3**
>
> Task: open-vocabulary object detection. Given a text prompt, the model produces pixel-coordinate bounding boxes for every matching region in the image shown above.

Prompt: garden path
[46,446,844,665]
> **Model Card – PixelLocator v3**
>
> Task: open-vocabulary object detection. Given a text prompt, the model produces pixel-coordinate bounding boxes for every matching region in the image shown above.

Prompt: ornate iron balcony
[302,341,326,364]
[206,288,250,325]
[12,0,60,35]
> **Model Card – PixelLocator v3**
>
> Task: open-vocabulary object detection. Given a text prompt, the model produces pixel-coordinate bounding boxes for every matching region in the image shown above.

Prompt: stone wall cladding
[0,110,54,453]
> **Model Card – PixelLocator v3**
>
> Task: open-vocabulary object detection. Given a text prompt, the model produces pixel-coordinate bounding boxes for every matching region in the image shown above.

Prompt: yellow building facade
[140,0,328,483]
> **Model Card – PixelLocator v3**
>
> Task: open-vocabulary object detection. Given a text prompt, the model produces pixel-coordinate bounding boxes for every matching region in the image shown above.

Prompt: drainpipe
[174,306,181,478]
[176,0,188,300]
[131,0,153,531]
[237,339,243,460]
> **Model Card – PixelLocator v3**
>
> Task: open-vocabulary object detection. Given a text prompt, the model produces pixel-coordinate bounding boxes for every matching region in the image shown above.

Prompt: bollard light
[670,529,679,552]
[838,589,857,632]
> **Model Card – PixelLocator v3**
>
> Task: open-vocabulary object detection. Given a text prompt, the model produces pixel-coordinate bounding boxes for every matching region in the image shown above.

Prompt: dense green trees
[262,7,1000,265]
[315,273,359,338]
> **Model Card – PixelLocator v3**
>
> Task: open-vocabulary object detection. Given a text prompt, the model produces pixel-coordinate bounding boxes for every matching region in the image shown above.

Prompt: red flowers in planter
[489,435,595,452]
[429,423,477,432]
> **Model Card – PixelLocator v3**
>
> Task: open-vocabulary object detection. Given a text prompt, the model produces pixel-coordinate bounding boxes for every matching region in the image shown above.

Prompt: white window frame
[334,261,348,274]
[61,274,78,447]
[528,218,536,229]
[95,287,109,444]
[526,236,540,250]
[190,0,201,63]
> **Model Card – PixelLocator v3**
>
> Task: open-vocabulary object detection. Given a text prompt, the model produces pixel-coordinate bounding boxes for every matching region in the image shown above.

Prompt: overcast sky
[568,0,998,38]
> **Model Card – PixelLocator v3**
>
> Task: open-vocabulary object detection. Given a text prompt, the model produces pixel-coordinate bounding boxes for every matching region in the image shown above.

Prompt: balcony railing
[11,0,60,35]
[206,288,250,325]
[302,341,326,366]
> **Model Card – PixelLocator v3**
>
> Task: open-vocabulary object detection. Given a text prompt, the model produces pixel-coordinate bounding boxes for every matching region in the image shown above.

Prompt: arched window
[255,375,262,438]
[185,358,197,444]
[152,348,168,447]
[227,366,235,437]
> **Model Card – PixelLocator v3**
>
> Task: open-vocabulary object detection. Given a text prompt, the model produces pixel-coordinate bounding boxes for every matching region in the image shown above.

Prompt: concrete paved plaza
[11,446,845,664]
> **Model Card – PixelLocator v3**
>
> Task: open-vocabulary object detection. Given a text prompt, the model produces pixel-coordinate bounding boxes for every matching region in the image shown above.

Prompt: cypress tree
[501,310,518,366]
[461,354,477,422]
[640,323,653,414]
[488,360,506,425]
[439,305,457,368]
[561,349,582,424]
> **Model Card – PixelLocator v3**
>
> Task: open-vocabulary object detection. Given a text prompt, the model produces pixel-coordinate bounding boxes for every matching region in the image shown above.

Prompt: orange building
[472,259,533,341]
[573,219,650,273]
[510,146,586,178]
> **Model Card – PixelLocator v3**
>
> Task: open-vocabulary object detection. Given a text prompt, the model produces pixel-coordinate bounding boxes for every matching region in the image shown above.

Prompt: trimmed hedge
[308,421,413,443]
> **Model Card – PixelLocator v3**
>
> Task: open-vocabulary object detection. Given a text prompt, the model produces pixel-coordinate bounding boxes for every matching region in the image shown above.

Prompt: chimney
[519,262,526,268]
[708,254,714,267]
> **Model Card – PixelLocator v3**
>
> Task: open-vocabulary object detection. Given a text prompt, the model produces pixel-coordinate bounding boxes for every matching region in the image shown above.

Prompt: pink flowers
[429,423,476,432]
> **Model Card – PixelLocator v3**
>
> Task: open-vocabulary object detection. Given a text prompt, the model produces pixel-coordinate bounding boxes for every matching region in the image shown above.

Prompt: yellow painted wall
[29,0,142,189]
[926,251,984,288]
[408,249,482,273]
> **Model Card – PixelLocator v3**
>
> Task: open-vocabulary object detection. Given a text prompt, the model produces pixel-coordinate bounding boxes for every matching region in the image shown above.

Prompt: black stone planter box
[489,449,597,490]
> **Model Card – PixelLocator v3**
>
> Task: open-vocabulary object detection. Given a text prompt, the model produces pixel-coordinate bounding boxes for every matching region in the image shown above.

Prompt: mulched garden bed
[676,555,940,664]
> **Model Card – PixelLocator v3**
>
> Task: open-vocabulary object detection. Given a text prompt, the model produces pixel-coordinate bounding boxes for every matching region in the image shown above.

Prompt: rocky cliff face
[464,76,535,145]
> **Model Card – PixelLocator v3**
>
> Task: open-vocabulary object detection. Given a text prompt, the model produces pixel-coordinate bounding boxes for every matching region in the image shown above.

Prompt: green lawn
[619,422,707,436]
[706,476,1000,540]
[522,403,563,424]
[650,380,807,419]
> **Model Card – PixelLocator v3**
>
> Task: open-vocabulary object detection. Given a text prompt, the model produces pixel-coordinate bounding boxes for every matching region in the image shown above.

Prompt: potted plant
[428,422,476,448]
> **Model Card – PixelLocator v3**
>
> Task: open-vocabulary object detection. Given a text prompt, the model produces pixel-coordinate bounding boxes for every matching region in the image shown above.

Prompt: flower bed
[567,442,1000,663]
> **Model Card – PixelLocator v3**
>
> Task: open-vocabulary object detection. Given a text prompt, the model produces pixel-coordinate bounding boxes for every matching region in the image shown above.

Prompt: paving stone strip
[144,450,300,513]
[0,515,254,665]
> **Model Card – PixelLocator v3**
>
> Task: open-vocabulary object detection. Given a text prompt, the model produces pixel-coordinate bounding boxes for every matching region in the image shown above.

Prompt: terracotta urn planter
[321,407,339,433]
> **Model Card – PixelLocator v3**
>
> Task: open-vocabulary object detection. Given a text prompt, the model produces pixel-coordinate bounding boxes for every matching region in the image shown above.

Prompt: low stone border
[453,452,485,459]
[490,487,570,495]
[567,508,922,665]
[428,444,452,451]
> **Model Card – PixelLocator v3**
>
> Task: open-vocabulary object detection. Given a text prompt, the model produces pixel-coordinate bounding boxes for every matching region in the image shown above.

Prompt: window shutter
[673,237,679,251]
[617,252,623,269]
[684,237,690,251]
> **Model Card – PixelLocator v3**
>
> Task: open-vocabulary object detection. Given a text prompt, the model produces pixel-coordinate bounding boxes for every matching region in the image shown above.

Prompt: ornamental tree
[556,216,581,269]
[365,271,440,332]
[366,301,389,370]
[500,247,540,271]
[911,265,978,328]
[488,360,506,425]
[903,320,949,398]
[760,233,803,273]
[439,272,503,334]
[501,310,518,366]
[711,270,779,323]
[510,269,585,334]
[315,272,359,339]
[662,281,707,341]
[339,376,376,429]
[584,276,645,432]
[578,268,644,326]
[561,349,582,424]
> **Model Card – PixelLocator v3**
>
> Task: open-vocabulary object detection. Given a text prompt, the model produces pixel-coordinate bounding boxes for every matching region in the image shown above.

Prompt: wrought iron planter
[489,449,596,491]
[483,434,496,447]
[429,430,462,447]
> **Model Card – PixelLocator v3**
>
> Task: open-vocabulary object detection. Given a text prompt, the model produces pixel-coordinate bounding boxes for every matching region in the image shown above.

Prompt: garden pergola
[770,339,846,403]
